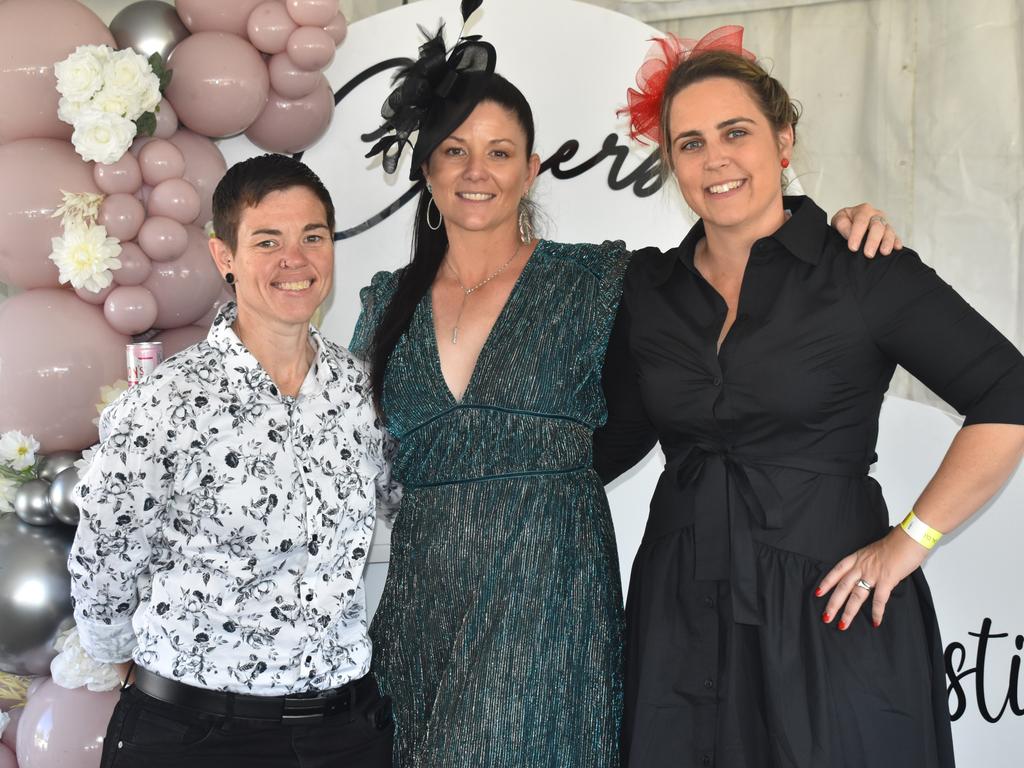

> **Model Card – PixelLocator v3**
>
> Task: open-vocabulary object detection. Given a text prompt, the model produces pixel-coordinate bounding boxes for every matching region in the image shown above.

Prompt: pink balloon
[93,152,142,195]
[152,324,208,357]
[25,678,47,699]
[0,0,116,143]
[144,225,224,329]
[324,12,348,45]
[268,52,320,100]
[139,139,186,186]
[74,283,115,305]
[0,290,129,452]
[286,0,337,27]
[0,743,15,768]
[147,178,201,224]
[167,129,227,226]
[0,139,100,289]
[248,1,297,55]
[99,193,145,241]
[176,0,265,37]
[166,32,270,138]
[15,679,119,768]
[113,241,152,286]
[287,26,335,71]
[196,287,234,327]
[138,216,188,262]
[129,135,156,157]
[153,98,180,140]
[104,285,158,335]
[245,76,334,154]
[137,183,153,207]
[0,708,21,754]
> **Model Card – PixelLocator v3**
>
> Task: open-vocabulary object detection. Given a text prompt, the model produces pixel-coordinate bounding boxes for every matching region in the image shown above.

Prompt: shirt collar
[207,301,337,399]
[652,195,831,285]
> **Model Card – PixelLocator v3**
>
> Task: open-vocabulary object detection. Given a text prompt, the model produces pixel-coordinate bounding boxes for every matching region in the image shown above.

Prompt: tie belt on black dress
[133,666,376,724]
[654,442,870,626]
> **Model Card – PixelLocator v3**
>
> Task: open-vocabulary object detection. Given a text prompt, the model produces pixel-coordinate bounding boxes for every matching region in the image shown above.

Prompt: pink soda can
[126,342,165,387]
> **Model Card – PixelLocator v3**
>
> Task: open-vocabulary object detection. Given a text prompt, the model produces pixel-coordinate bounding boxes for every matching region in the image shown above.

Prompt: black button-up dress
[595,196,1024,768]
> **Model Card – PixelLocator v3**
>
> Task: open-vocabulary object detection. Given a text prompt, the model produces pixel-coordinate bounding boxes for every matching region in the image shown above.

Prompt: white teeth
[458,192,494,201]
[276,280,311,291]
[708,180,744,194]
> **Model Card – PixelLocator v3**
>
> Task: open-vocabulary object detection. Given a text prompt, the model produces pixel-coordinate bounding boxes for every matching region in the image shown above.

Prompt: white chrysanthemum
[52,190,105,229]
[50,222,123,293]
[93,380,130,426]
[0,430,40,471]
[0,477,18,513]
[70,109,136,165]
[104,48,162,119]
[54,45,106,104]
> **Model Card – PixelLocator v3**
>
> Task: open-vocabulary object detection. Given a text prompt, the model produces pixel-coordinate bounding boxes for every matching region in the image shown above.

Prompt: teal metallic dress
[350,240,629,768]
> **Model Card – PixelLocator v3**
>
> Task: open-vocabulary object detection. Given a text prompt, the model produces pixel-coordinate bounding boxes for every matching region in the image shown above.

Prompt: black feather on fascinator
[361,2,495,180]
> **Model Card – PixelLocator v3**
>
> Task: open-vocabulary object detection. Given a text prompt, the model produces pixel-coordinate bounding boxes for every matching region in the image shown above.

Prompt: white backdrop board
[217,0,1024,762]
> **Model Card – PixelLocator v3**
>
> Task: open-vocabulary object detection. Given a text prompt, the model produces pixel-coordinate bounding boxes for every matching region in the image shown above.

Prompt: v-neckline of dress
[427,240,541,406]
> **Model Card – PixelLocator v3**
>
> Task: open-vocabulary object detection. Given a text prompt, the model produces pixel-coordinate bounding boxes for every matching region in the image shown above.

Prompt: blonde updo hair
[658,50,801,176]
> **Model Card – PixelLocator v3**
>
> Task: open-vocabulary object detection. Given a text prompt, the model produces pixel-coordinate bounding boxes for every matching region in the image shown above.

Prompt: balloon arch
[0,1,348,765]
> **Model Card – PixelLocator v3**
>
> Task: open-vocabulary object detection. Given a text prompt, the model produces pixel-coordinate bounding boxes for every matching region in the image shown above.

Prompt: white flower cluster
[55,45,161,165]
[0,429,40,512]
[51,627,122,692]
[50,222,122,293]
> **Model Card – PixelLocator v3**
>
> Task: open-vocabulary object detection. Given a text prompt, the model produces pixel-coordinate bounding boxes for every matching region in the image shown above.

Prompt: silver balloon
[0,515,76,675]
[109,0,190,63]
[48,466,81,526]
[14,479,56,526]
[36,450,80,483]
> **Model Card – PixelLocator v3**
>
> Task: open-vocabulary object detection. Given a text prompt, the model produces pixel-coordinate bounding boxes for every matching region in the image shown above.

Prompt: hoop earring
[427,196,443,231]
[517,200,533,245]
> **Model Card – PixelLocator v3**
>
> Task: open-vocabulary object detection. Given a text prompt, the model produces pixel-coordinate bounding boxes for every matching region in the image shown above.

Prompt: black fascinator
[362,1,495,180]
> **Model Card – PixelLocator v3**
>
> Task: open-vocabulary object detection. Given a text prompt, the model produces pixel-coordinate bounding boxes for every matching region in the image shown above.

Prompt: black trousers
[99,675,394,768]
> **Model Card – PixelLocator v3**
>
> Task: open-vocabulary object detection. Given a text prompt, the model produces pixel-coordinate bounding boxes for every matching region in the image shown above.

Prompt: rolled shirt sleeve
[69,388,174,663]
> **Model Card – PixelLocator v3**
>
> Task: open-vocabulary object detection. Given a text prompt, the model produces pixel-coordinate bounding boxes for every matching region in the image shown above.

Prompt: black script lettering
[323,59,665,240]
[945,617,1024,723]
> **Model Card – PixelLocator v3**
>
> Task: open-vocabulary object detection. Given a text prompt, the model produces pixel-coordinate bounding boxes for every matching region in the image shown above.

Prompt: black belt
[133,666,376,725]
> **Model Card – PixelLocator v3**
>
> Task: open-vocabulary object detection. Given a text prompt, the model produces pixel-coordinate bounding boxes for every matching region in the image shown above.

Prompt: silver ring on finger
[868,214,888,226]
[855,578,873,592]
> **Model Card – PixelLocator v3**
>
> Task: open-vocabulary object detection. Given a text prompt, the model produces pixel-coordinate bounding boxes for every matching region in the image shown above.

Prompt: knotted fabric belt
[656,442,869,626]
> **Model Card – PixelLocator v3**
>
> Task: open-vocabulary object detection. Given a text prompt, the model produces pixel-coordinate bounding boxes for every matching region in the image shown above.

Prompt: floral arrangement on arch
[55,44,171,165]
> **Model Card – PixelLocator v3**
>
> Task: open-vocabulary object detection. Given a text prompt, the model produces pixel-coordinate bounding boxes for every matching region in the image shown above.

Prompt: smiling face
[422,100,540,238]
[667,76,793,236]
[209,185,333,332]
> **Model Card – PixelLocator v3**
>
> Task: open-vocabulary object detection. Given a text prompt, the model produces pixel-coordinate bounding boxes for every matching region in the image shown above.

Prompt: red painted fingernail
[872,621,880,628]
[838,620,847,631]
[822,612,831,623]
[815,587,823,597]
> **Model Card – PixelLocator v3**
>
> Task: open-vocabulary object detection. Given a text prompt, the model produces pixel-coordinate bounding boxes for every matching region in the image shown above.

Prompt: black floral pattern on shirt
[70,302,400,694]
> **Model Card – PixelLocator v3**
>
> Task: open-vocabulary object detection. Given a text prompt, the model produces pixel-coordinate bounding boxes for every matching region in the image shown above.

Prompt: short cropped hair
[211,154,335,251]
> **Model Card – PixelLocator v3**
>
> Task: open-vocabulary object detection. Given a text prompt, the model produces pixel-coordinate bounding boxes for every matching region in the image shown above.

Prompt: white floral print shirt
[70,303,400,695]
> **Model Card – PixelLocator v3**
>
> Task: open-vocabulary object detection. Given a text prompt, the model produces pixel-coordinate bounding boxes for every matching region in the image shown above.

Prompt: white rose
[104,49,162,120]
[54,46,106,103]
[57,96,89,125]
[91,84,135,118]
[70,109,137,165]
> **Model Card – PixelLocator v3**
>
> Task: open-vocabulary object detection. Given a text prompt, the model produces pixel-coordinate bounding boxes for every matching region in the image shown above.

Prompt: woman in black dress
[597,29,1024,768]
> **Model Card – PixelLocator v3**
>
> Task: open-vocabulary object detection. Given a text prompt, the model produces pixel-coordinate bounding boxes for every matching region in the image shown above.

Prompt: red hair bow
[620,25,757,145]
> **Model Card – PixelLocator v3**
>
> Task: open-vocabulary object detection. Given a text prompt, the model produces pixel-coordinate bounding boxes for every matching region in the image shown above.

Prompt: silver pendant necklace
[443,242,522,344]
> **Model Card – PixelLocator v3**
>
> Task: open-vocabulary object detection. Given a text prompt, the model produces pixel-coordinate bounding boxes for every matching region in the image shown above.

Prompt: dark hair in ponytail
[368,72,536,415]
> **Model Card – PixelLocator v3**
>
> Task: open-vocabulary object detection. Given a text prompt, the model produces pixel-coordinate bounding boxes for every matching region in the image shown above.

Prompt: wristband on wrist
[899,509,943,550]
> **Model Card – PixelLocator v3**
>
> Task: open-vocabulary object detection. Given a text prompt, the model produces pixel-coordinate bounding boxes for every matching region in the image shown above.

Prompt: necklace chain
[443,242,522,345]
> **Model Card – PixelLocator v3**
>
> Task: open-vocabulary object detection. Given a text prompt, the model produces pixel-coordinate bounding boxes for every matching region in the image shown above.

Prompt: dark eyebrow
[672,116,757,144]
[250,223,329,237]
[445,135,516,145]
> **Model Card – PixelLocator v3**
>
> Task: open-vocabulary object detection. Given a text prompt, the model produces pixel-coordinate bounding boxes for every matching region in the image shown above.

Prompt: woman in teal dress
[349,24,899,768]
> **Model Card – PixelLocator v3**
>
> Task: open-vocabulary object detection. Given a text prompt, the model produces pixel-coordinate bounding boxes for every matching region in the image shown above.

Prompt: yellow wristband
[899,510,943,550]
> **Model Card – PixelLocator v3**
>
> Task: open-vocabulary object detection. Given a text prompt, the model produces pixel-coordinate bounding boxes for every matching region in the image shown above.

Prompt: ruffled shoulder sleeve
[349,269,401,359]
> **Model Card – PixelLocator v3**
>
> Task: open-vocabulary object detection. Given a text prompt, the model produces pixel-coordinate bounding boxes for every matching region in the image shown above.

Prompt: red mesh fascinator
[620,25,757,145]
